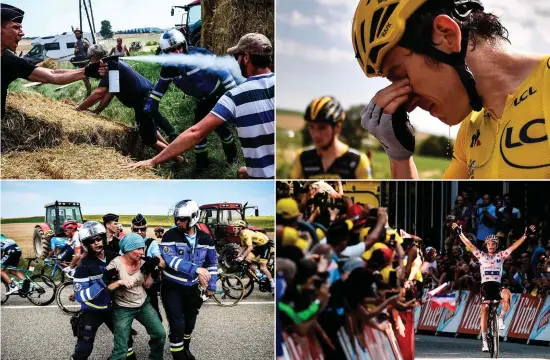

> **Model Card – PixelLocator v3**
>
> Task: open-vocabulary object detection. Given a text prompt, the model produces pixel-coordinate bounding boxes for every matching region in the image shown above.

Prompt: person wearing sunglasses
[71,221,136,360]
[161,199,218,360]
[131,214,165,322]
[142,28,238,173]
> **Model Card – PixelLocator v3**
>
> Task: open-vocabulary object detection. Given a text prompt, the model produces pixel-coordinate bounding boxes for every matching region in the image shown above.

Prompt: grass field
[276,110,450,179]
[7,49,245,179]
[0,215,274,231]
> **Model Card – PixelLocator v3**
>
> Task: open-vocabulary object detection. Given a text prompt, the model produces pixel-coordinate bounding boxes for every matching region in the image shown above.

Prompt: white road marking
[1,301,274,309]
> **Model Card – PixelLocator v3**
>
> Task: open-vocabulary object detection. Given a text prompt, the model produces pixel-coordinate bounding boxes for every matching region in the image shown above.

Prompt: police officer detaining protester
[131,213,166,322]
[72,28,92,97]
[1,3,106,119]
[161,200,218,360]
[75,44,182,161]
[126,33,275,179]
[71,222,136,360]
[143,29,238,172]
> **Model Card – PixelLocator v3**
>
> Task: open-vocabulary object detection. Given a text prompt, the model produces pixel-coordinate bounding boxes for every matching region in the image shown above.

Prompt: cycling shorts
[1,245,22,268]
[251,243,272,262]
[481,281,502,301]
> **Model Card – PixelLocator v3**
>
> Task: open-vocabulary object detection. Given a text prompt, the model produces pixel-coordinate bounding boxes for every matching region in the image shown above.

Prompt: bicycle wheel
[211,274,245,307]
[242,273,255,299]
[492,310,499,358]
[1,281,9,304]
[56,280,79,314]
[26,275,56,306]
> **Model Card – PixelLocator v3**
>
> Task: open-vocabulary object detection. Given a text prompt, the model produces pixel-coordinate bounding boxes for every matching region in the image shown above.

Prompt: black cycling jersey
[298,146,366,179]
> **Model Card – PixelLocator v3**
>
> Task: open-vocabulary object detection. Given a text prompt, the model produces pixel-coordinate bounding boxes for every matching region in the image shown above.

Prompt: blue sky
[8,0,188,37]
[0,181,274,218]
[276,0,550,137]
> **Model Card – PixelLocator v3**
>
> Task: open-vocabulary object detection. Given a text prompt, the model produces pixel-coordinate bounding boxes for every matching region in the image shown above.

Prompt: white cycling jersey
[66,232,81,249]
[472,248,511,283]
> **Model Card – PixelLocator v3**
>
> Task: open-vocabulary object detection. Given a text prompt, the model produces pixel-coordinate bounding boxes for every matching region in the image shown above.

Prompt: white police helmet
[78,221,107,252]
[159,29,186,53]
[169,200,200,228]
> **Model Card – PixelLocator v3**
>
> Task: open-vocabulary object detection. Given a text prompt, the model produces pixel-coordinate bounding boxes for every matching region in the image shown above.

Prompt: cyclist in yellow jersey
[353,0,550,179]
[290,96,373,179]
[233,220,275,290]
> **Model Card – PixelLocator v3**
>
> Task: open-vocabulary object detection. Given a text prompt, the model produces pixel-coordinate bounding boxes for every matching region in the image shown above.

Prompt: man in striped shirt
[125,33,275,179]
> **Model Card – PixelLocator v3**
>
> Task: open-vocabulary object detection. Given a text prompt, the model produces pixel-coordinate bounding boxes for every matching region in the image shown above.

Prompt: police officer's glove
[361,101,415,160]
[143,96,159,114]
[140,256,160,275]
[104,268,120,284]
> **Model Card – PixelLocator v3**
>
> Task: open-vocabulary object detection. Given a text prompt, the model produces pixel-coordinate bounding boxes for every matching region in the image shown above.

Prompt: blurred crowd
[275,181,550,359]
[275,181,420,360]
[440,190,550,296]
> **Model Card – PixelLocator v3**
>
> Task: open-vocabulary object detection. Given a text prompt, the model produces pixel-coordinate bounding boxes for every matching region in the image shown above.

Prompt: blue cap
[120,233,145,253]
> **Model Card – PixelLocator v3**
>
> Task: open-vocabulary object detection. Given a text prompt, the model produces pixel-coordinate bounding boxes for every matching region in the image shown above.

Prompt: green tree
[100,20,113,39]
[418,135,454,158]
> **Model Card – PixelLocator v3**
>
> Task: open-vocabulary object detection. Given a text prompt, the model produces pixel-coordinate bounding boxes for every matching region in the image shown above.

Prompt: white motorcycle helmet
[159,29,187,54]
[78,221,107,252]
[169,200,200,228]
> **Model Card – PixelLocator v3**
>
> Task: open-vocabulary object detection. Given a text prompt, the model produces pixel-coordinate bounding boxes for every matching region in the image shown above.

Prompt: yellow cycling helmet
[232,220,248,228]
[276,197,300,220]
[304,96,346,126]
[352,0,484,109]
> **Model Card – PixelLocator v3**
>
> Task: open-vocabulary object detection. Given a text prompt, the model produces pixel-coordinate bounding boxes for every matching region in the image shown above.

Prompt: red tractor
[33,201,84,258]
[196,202,265,268]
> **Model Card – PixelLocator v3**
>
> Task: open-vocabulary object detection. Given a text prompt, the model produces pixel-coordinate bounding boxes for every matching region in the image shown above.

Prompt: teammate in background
[233,220,275,292]
[453,222,536,352]
[46,230,74,267]
[63,220,82,276]
[353,0,550,179]
[0,234,25,295]
[290,96,372,179]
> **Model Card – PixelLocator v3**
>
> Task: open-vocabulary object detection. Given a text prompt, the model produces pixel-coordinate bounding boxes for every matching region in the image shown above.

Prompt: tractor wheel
[219,243,240,271]
[33,226,50,259]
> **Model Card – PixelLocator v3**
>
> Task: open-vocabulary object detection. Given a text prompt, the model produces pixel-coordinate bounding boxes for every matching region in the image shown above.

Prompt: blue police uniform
[160,226,218,359]
[71,250,135,360]
[147,47,237,167]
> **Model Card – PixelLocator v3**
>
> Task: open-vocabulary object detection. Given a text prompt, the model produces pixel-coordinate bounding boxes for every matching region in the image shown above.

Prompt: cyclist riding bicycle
[290,96,373,179]
[353,0,550,179]
[452,222,535,352]
[1,234,26,295]
[233,220,275,292]
[46,230,74,265]
[63,220,82,276]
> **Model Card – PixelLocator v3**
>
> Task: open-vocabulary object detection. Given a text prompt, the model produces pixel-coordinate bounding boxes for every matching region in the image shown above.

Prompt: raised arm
[451,223,477,252]
[506,225,535,254]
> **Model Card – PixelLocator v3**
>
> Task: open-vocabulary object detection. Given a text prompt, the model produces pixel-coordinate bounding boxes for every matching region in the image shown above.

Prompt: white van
[23,32,93,65]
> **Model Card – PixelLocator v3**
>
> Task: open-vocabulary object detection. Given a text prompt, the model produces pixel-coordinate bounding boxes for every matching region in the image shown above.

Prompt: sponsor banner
[498,293,522,337]
[396,311,415,360]
[457,292,483,335]
[437,291,469,333]
[337,325,404,360]
[417,297,445,332]
[507,294,544,340]
[282,332,322,360]
[529,296,550,341]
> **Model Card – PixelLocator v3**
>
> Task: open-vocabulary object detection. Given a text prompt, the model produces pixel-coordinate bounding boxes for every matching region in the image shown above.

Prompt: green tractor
[33,201,83,258]
[171,0,202,46]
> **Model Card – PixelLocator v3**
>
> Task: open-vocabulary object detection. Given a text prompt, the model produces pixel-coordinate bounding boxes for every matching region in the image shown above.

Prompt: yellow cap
[276,198,300,219]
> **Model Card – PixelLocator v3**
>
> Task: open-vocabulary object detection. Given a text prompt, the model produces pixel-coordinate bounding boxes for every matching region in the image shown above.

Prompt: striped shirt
[211,73,275,178]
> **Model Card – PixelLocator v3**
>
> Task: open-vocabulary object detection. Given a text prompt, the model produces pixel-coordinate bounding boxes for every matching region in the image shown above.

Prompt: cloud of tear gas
[121,54,246,84]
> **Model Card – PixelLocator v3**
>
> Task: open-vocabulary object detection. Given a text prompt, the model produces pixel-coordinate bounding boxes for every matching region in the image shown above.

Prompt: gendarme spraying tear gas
[120,53,246,85]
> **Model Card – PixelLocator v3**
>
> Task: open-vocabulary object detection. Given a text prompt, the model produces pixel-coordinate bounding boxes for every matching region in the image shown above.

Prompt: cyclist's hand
[196,267,211,281]
[451,223,463,236]
[361,79,415,161]
[525,225,536,236]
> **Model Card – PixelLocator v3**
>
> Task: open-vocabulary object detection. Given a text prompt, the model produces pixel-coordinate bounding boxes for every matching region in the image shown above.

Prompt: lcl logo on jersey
[500,118,550,169]
[513,86,537,107]
[470,129,481,148]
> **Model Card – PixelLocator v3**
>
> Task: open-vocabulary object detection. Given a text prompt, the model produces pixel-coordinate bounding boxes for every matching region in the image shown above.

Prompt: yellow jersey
[240,229,269,247]
[444,55,550,179]
[290,144,372,179]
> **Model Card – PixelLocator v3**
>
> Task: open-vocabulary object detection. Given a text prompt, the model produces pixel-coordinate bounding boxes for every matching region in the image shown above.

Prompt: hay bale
[202,0,274,56]
[1,92,144,158]
[1,143,160,179]
[36,58,57,69]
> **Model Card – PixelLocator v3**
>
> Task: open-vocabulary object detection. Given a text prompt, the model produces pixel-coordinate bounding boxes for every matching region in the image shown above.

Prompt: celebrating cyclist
[161,199,218,360]
[290,96,372,179]
[233,220,275,292]
[452,222,535,352]
[0,234,25,295]
[353,0,549,179]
